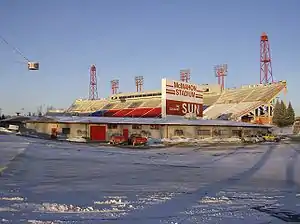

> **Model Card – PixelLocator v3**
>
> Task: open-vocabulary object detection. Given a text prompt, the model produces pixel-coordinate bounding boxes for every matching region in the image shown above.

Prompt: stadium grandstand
[46,80,287,124]
[49,91,163,118]
[46,84,222,118]
[203,80,287,123]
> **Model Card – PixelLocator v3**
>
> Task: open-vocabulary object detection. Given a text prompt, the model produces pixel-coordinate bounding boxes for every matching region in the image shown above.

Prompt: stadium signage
[166,100,203,117]
[161,78,204,118]
[174,82,197,98]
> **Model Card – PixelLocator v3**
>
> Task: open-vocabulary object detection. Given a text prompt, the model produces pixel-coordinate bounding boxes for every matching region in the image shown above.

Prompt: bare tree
[37,105,43,116]
[46,105,55,112]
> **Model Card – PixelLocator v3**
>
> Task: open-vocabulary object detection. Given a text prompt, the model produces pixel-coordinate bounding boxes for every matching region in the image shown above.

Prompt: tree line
[272,100,295,127]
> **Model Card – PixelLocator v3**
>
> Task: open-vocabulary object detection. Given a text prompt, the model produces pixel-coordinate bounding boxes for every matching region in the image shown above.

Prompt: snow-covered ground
[0,135,299,223]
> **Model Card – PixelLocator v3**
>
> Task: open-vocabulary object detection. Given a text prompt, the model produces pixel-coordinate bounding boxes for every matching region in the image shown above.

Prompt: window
[197,129,211,136]
[219,129,229,136]
[243,130,251,136]
[212,129,221,136]
[174,129,184,136]
[108,124,118,129]
[232,130,242,137]
[150,124,159,130]
[77,130,87,136]
[62,128,70,135]
[132,124,142,129]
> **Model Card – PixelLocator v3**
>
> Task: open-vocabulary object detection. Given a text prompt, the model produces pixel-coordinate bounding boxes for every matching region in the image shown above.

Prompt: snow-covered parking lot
[0,134,299,223]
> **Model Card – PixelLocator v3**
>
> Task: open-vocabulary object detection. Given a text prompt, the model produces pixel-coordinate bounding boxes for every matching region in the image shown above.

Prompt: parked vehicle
[263,134,280,142]
[254,135,265,143]
[128,134,147,146]
[110,134,127,145]
[241,135,264,144]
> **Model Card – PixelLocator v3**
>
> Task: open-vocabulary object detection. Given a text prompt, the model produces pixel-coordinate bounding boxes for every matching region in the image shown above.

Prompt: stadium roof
[27,116,270,128]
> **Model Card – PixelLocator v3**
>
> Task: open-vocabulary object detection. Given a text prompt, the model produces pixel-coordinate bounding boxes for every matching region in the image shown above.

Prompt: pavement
[0,134,299,223]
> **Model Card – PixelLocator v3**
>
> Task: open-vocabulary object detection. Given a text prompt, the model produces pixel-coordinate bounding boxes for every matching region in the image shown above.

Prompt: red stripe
[166,90,175,94]
[166,84,173,88]
[166,92,175,95]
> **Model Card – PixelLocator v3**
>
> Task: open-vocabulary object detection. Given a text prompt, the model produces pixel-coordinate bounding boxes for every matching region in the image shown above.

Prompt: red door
[123,129,129,140]
[90,126,106,141]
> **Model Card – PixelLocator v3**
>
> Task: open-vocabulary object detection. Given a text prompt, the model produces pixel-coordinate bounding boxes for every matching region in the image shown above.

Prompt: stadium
[25,32,287,141]
[47,79,287,124]
[46,32,287,125]
[26,77,286,142]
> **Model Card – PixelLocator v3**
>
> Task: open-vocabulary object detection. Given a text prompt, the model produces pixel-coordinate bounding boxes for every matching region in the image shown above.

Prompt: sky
[0,0,299,115]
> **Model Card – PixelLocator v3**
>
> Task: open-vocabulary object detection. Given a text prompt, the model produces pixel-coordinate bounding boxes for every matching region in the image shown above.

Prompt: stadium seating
[66,99,108,113]
[66,96,163,118]
[203,94,220,106]
[65,81,286,120]
[204,82,286,120]
[141,99,162,108]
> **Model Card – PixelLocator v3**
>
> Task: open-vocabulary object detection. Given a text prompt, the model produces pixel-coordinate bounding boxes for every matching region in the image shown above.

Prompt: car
[242,136,257,144]
[253,135,265,143]
[263,134,280,142]
[110,134,127,145]
[128,134,147,146]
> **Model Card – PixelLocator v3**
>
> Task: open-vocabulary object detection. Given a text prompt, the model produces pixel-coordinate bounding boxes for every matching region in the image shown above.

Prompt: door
[123,128,129,140]
[90,126,106,141]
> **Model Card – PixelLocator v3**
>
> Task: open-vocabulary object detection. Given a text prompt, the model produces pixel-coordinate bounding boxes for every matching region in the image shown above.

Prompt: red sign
[166,99,203,117]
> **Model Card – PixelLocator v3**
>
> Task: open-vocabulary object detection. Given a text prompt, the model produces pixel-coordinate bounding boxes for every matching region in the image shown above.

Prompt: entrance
[123,128,129,140]
[90,126,106,141]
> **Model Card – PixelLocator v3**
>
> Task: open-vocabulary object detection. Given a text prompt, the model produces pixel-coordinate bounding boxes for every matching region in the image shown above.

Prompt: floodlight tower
[180,69,191,82]
[111,79,119,94]
[89,65,98,100]
[214,64,228,91]
[135,76,144,92]
[260,32,273,84]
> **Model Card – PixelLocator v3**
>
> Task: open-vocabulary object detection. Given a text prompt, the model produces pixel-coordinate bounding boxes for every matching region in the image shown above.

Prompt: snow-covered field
[0,135,299,223]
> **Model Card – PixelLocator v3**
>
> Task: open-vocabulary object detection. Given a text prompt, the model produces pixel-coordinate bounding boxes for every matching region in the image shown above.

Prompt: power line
[0,35,30,62]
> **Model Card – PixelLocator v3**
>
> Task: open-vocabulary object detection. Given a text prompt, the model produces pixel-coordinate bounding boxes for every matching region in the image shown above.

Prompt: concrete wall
[165,125,266,139]
[25,122,268,141]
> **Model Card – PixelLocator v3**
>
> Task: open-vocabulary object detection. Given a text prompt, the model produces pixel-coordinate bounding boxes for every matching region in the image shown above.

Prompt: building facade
[25,117,270,142]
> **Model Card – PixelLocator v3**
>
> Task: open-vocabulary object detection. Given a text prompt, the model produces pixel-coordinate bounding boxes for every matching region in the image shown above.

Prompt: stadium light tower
[214,64,228,91]
[260,32,273,84]
[135,76,144,92]
[89,65,98,100]
[111,79,119,94]
[180,69,191,83]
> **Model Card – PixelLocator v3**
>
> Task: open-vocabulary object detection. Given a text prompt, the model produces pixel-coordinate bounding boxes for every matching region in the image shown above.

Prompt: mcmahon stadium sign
[161,79,203,118]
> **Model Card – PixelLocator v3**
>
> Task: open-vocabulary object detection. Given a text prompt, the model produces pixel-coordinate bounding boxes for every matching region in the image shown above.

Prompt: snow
[66,137,87,143]
[0,135,299,223]
[0,127,15,134]
[162,136,242,144]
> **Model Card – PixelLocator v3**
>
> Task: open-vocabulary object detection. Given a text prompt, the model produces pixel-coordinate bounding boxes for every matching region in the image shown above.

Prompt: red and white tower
[89,65,98,100]
[214,64,228,91]
[180,69,191,82]
[260,32,273,84]
[135,76,144,92]
[111,79,119,94]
